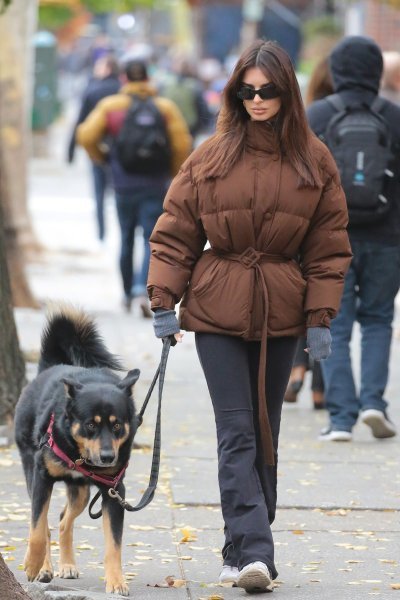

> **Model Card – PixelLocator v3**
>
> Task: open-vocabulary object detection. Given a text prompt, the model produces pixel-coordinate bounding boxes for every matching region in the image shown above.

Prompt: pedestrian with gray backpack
[307,36,400,442]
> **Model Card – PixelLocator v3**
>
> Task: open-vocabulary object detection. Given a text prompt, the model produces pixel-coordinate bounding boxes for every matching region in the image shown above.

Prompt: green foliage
[82,0,154,12]
[0,0,12,15]
[303,15,342,40]
[38,5,74,30]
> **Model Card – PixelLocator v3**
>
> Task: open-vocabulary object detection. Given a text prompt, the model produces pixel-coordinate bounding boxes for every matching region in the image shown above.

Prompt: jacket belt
[218,247,290,466]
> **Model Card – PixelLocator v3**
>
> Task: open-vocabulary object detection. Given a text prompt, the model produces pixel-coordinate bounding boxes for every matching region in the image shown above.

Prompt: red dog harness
[45,413,128,489]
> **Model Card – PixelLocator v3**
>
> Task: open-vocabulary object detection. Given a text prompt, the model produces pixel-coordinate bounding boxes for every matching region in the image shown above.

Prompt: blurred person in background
[148,39,351,591]
[77,58,191,316]
[381,51,400,104]
[307,36,400,442]
[161,54,212,146]
[284,54,333,410]
[67,54,120,241]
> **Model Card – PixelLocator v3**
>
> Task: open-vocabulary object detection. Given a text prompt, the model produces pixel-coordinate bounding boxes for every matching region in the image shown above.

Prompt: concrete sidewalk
[2,120,400,599]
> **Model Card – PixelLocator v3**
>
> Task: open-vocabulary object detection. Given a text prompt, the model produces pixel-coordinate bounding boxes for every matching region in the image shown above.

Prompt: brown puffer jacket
[148,120,352,336]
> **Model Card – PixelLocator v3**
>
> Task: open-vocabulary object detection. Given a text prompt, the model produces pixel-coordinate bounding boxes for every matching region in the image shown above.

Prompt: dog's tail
[38,305,124,373]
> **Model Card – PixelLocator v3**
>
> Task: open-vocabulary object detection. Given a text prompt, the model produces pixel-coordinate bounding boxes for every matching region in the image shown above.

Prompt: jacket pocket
[186,254,253,334]
[265,261,306,332]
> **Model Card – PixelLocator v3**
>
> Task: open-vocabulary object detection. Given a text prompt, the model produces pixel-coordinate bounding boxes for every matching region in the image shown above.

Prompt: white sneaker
[318,426,352,442]
[237,561,273,593]
[219,565,239,585]
[361,409,397,439]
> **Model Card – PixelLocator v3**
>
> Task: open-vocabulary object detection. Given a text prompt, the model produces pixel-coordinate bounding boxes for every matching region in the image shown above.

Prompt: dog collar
[45,413,128,488]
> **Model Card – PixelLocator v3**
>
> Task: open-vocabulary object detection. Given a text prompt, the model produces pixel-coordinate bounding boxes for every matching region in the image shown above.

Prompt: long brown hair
[305,56,333,106]
[198,39,322,188]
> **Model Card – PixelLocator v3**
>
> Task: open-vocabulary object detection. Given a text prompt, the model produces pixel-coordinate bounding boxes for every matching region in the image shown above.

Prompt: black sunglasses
[237,83,280,101]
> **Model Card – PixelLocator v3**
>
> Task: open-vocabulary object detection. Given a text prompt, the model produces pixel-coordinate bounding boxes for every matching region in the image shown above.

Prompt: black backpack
[115,95,172,175]
[323,94,394,225]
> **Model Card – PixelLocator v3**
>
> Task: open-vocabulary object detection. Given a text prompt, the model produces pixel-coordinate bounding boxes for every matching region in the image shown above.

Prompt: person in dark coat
[68,54,120,241]
[307,36,400,442]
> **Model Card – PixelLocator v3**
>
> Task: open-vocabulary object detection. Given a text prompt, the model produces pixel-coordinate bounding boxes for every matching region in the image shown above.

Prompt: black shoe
[138,296,152,319]
[122,296,132,313]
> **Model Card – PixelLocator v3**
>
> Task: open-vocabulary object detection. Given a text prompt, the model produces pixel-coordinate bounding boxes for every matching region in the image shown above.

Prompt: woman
[148,40,352,593]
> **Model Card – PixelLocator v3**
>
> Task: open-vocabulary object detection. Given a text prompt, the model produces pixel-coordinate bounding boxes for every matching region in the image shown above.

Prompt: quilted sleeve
[147,163,207,310]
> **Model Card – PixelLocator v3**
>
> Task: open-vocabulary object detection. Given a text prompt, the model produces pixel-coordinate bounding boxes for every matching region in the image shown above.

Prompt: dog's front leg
[24,470,53,582]
[102,484,129,596]
[59,483,90,578]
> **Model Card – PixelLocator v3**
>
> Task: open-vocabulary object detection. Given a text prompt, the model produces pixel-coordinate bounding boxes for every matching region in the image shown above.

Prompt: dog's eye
[112,423,122,432]
[87,422,96,431]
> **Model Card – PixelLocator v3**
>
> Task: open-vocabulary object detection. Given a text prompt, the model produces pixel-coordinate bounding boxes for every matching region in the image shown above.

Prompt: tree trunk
[0,553,31,600]
[0,0,41,308]
[0,201,26,424]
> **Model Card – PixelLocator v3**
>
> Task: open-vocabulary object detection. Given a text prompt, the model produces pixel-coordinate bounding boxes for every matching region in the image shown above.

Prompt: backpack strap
[325,93,345,113]
[326,93,386,115]
[370,96,386,115]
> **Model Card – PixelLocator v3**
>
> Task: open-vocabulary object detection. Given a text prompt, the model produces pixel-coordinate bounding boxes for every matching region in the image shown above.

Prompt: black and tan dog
[15,306,140,596]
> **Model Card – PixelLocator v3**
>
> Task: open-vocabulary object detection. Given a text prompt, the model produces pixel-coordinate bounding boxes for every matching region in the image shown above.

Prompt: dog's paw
[24,555,42,582]
[24,563,40,582]
[37,568,54,583]
[105,579,130,596]
[59,563,79,579]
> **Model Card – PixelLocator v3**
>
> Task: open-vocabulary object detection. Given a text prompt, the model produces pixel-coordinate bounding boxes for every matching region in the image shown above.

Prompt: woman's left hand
[306,327,332,361]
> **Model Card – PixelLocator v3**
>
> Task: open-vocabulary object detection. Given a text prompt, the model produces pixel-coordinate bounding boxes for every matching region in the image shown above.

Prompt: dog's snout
[100,450,115,464]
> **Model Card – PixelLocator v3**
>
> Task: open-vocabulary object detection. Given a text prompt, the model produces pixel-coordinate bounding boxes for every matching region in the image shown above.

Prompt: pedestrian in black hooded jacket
[307,36,400,442]
[67,55,120,241]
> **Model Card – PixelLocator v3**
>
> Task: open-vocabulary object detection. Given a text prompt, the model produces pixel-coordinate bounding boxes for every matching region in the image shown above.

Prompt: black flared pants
[195,333,297,578]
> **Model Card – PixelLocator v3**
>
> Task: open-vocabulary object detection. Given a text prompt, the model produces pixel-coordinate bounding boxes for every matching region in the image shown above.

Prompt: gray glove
[306,327,332,361]
[153,309,180,339]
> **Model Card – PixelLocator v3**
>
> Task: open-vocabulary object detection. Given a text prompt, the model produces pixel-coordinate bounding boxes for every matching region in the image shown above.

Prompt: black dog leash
[89,337,171,519]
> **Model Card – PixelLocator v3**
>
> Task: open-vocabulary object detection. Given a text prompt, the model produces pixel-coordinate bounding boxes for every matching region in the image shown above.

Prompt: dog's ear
[118,369,140,397]
[62,377,83,400]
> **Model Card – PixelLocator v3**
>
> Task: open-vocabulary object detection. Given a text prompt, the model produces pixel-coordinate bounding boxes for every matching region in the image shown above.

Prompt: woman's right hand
[153,309,181,343]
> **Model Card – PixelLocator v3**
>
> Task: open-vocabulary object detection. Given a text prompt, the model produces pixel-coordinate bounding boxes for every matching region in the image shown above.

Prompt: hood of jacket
[330,36,383,97]
[120,81,158,97]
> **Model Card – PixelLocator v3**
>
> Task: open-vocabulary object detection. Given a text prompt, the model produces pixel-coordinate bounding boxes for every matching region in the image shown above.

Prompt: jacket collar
[245,119,280,155]
[120,81,157,97]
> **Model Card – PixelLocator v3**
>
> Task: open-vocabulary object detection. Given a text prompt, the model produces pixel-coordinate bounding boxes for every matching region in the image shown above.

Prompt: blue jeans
[322,240,400,431]
[115,190,163,298]
[91,162,110,240]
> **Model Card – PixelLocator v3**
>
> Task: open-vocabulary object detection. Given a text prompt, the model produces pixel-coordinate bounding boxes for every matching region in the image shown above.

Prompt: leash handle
[88,338,171,518]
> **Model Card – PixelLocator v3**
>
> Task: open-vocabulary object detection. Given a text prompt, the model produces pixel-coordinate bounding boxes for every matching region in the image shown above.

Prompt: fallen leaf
[379,559,397,564]
[325,509,349,517]
[180,527,197,543]
[292,530,304,535]
[391,583,400,590]
[7,514,27,521]
[147,575,186,588]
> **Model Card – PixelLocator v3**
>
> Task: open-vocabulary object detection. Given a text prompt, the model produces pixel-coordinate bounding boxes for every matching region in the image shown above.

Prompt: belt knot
[239,247,262,269]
